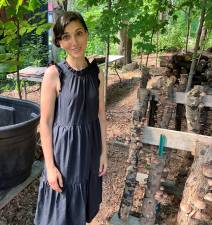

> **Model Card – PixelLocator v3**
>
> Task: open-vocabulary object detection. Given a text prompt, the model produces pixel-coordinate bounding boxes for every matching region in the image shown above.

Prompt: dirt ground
[0,54,211,225]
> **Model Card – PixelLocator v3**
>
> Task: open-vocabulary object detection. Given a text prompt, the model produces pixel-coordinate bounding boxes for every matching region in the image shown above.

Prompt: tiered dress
[34,58,102,225]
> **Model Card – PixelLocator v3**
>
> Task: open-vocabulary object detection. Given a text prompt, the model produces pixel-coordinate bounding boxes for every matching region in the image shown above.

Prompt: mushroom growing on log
[207,179,212,186]
[202,163,212,178]
[191,210,210,221]
[204,192,212,203]
[180,201,192,214]
[177,144,212,225]
[193,197,206,210]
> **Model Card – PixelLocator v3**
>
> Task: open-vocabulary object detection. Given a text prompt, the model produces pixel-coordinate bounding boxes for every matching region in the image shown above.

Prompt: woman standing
[34,11,107,225]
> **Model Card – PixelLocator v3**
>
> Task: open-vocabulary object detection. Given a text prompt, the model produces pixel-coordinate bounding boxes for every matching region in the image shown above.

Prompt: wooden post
[177,143,212,225]
[139,66,150,89]
[140,78,176,225]
[177,85,211,225]
[118,89,149,221]
[185,86,205,133]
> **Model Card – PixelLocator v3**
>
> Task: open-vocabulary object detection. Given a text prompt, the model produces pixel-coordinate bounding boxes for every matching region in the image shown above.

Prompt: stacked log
[177,86,212,225]
[160,52,212,87]
[140,77,176,225]
[205,58,212,87]
[118,66,150,220]
[177,144,212,225]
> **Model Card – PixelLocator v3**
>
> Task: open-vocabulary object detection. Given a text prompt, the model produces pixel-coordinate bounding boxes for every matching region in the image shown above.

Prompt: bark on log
[175,74,187,131]
[177,84,212,225]
[118,89,149,221]
[177,143,212,225]
[140,79,176,225]
[139,66,150,89]
[185,86,205,133]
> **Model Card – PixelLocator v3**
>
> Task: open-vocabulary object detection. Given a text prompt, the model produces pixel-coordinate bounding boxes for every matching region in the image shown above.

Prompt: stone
[108,212,140,225]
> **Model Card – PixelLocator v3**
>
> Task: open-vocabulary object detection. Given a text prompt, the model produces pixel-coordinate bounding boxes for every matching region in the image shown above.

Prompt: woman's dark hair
[53,11,88,48]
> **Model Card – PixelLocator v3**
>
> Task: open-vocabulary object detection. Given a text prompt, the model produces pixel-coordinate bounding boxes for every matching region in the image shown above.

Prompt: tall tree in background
[118,21,132,65]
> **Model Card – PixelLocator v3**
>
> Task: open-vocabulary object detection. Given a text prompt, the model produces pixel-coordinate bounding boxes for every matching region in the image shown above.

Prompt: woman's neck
[66,55,88,71]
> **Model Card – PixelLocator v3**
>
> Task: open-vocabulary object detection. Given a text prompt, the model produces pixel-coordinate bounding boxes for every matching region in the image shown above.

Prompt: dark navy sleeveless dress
[34,58,102,225]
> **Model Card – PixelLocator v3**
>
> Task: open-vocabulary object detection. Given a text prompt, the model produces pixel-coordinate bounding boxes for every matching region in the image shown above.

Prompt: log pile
[118,66,150,220]
[140,75,176,225]
[160,52,212,87]
[116,60,212,225]
[177,86,212,225]
[177,144,212,225]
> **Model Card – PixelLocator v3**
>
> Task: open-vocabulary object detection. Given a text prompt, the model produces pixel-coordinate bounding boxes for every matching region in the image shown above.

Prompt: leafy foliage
[0,0,50,73]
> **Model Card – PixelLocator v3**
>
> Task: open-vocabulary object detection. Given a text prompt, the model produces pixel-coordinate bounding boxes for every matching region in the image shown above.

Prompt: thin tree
[104,0,112,105]
[186,0,206,92]
[185,5,191,53]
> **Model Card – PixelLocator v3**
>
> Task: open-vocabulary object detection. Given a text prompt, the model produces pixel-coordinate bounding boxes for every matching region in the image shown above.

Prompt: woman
[34,11,107,225]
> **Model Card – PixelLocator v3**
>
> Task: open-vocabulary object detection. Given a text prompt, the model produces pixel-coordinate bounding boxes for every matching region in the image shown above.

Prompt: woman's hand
[46,165,63,192]
[99,152,108,177]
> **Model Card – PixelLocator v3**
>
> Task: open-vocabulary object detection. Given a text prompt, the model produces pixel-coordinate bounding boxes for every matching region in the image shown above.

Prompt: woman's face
[59,20,88,59]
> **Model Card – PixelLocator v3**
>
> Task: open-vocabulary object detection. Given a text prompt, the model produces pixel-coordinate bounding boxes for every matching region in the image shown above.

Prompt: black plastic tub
[0,96,40,190]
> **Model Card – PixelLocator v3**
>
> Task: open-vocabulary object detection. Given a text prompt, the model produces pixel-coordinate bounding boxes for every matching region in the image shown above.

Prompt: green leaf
[172,14,178,21]
[0,0,9,7]
[36,23,51,35]
[0,61,17,73]
[0,53,13,61]
[28,0,41,11]
[16,0,23,13]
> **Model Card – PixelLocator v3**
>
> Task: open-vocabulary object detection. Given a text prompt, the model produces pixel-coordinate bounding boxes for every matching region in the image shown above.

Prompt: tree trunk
[118,28,132,66]
[16,18,22,99]
[155,31,159,68]
[186,0,206,92]
[185,6,191,53]
[199,23,207,49]
[145,29,154,67]
[104,0,111,105]
[51,7,64,63]
[145,3,160,67]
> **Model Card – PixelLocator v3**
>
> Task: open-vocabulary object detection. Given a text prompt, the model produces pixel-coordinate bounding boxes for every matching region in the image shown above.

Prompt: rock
[122,62,139,71]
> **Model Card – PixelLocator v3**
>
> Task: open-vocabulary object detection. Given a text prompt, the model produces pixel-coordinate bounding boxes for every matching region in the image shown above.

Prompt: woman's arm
[40,65,63,192]
[98,69,108,176]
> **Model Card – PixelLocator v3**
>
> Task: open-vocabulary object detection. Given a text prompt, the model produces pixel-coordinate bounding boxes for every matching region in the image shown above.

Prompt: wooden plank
[176,92,212,107]
[7,66,47,77]
[98,55,124,67]
[142,126,212,152]
[0,160,43,209]
[7,74,43,82]
[150,90,212,107]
